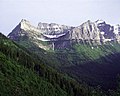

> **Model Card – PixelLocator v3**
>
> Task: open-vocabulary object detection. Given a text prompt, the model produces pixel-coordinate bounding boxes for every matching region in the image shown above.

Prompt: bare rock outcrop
[69,20,101,45]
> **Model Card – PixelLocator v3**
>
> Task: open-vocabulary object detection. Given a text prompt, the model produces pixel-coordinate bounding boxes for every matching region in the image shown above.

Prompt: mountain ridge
[8,19,120,50]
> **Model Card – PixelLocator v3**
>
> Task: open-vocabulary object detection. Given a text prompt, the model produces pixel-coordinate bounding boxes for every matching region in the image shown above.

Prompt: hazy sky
[0,0,120,35]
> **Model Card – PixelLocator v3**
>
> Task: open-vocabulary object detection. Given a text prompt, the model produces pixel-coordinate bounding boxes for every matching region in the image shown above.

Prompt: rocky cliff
[8,19,120,50]
[69,20,101,45]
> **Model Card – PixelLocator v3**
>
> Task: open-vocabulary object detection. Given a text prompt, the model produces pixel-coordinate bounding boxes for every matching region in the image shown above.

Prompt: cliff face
[69,20,101,45]
[113,24,120,43]
[67,20,115,45]
[8,19,120,50]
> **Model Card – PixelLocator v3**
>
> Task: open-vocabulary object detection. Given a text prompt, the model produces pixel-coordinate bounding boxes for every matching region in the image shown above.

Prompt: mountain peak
[21,19,30,23]
[96,19,106,24]
[20,19,33,30]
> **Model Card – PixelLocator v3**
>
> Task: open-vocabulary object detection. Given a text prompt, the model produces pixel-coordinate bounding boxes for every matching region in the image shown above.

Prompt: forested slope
[0,33,105,96]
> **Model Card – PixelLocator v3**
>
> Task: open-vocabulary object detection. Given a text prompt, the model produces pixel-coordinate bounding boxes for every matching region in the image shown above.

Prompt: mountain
[1,32,106,96]
[8,19,72,50]
[7,19,120,92]
[8,19,120,50]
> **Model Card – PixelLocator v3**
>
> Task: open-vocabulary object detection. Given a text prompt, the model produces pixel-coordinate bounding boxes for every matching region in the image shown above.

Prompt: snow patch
[43,33,66,39]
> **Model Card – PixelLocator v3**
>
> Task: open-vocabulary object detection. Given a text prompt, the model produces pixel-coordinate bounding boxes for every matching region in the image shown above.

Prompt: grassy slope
[39,43,120,88]
[57,44,120,90]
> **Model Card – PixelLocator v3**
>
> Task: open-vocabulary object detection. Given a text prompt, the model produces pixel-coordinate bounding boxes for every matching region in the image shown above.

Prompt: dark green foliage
[0,33,68,96]
[0,52,67,96]
[0,33,105,96]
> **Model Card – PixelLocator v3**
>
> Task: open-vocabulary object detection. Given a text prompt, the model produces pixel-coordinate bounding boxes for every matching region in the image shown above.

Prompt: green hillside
[0,33,106,96]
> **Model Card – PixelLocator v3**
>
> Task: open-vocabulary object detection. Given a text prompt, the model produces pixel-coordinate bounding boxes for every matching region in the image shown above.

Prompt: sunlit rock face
[113,24,120,43]
[69,20,101,45]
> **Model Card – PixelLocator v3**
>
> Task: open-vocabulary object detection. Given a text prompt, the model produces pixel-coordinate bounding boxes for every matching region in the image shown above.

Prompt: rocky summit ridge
[8,19,120,50]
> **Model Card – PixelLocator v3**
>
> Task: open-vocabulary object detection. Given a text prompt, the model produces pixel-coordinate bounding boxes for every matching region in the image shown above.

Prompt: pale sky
[0,0,120,35]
